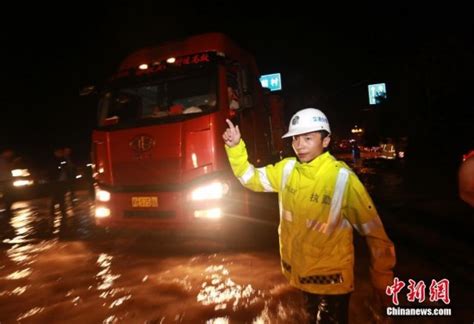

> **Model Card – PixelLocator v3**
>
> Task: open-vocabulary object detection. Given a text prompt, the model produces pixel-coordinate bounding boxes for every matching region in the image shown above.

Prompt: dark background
[1,5,473,168]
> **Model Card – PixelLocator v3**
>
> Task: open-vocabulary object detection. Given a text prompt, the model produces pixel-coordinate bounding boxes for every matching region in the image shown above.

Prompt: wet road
[0,158,472,323]
[0,193,309,323]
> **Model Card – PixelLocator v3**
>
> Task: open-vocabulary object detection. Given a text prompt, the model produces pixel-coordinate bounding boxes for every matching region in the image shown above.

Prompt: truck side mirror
[80,85,97,96]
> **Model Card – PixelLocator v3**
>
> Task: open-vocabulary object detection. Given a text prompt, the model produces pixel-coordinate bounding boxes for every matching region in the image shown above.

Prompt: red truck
[91,33,284,231]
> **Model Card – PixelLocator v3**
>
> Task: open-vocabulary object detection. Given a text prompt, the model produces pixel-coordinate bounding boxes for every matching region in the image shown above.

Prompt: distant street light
[351,125,364,134]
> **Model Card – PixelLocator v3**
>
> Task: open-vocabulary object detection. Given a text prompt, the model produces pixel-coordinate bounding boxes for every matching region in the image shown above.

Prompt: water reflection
[206,317,229,324]
[109,294,131,309]
[6,268,32,280]
[0,285,29,297]
[0,194,100,322]
[2,203,52,289]
[96,253,122,298]
[197,264,261,312]
[17,306,45,321]
[0,196,307,323]
[3,201,36,244]
[1,200,58,321]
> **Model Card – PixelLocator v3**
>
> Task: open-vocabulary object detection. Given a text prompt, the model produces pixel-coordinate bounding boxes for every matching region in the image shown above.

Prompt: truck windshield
[99,68,217,125]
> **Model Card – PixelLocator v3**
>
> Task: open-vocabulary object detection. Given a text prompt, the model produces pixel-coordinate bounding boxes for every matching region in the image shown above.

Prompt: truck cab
[92,33,281,230]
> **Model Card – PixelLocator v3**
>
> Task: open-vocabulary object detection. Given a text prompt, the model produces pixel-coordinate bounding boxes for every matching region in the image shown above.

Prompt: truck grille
[124,211,175,219]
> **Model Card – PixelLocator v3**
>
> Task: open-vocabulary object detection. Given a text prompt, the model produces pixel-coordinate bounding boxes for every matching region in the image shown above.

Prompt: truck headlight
[194,208,222,219]
[189,181,229,201]
[95,207,111,218]
[11,169,30,177]
[13,179,34,187]
[96,189,111,202]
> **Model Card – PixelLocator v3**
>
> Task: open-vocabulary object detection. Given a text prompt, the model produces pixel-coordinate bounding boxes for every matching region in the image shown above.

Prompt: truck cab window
[226,68,241,111]
[240,66,256,108]
[98,67,217,126]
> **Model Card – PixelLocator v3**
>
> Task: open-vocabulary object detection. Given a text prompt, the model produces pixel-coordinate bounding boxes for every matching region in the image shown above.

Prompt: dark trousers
[1,193,12,213]
[0,183,12,215]
[50,185,67,217]
[304,292,351,324]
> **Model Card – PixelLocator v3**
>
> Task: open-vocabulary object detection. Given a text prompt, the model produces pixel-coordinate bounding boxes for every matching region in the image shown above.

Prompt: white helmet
[282,108,331,138]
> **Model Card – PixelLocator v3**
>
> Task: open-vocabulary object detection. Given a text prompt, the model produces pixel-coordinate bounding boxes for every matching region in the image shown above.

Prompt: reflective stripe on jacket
[226,140,396,294]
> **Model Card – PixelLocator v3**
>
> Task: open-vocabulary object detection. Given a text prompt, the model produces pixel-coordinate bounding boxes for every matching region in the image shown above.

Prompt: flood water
[0,195,311,323]
[1,156,472,323]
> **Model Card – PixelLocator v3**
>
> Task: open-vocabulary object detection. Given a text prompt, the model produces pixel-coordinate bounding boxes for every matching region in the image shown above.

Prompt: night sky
[2,6,473,166]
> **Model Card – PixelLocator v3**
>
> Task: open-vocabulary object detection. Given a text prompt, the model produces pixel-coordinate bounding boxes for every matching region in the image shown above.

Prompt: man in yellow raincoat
[223,108,396,323]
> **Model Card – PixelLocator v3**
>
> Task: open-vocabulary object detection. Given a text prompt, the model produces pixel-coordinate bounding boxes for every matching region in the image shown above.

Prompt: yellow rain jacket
[226,140,395,294]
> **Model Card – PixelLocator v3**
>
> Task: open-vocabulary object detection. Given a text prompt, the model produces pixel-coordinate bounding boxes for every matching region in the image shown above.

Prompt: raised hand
[222,119,241,147]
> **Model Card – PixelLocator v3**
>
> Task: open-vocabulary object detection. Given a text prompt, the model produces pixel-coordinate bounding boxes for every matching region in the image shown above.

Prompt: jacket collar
[296,151,334,170]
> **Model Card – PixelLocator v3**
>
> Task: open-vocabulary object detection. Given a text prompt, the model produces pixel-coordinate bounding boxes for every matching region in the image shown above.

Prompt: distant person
[151,105,168,118]
[0,148,15,215]
[227,86,240,110]
[351,141,361,165]
[84,162,95,200]
[48,147,68,219]
[223,108,396,323]
[459,150,474,207]
[63,146,78,206]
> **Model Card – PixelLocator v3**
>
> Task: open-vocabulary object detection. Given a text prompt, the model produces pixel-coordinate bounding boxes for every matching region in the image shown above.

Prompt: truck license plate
[131,197,158,208]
